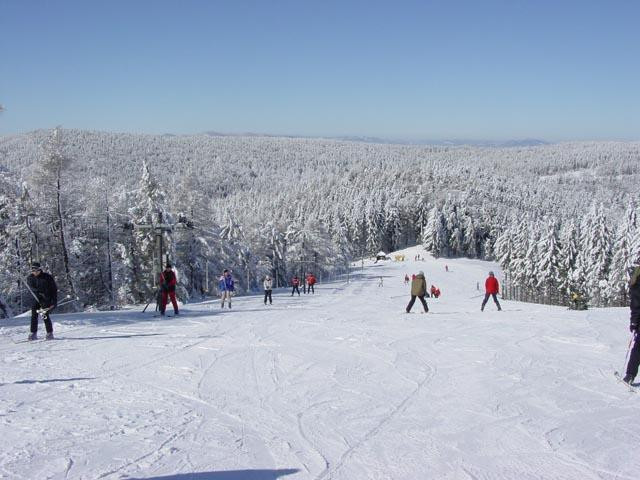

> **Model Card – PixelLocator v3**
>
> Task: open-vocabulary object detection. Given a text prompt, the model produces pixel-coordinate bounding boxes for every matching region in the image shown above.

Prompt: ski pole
[621,332,636,375]
[19,276,41,304]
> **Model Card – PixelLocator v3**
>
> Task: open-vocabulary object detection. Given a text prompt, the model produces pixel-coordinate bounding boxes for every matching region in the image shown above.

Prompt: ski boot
[28,332,37,341]
[623,374,635,385]
[45,332,54,341]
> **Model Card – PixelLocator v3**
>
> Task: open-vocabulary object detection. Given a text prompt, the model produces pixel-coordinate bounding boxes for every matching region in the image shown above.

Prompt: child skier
[219,269,234,309]
[291,275,301,296]
[263,275,273,305]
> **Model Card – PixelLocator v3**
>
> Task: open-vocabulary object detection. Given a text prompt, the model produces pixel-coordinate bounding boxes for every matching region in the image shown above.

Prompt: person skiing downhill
[263,275,273,305]
[307,273,316,294]
[406,271,429,313]
[159,263,179,316]
[26,262,57,340]
[623,266,640,385]
[291,275,301,296]
[481,271,502,311]
[219,269,234,309]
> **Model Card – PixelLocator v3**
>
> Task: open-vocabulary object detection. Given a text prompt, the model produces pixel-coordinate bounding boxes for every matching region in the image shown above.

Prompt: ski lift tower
[134,212,193,286]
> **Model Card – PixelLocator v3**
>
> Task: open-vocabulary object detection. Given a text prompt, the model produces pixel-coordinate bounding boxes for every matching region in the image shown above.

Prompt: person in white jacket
[263,275,273,305]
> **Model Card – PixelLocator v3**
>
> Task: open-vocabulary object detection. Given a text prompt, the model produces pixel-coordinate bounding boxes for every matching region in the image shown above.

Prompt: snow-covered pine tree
[607,201,638,305]
[559,218,581,300]
[580,203,613,306]
[536,217,562,301]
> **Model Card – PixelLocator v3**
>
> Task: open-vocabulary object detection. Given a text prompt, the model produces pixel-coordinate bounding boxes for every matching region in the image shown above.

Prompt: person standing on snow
[481,271,502,311]
[307,273,316,294]
[404,274,409,285]
[159,263,179,316]
[406,271,429,313]
[623,266,640,385]
[291,275,301,296]
[219,269,234,309]
[263,275,273,305]
[26,262,57,340]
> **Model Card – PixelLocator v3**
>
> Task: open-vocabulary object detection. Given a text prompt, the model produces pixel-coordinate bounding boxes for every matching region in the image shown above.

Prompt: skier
[378,276,384,287]
[406,271,429,313]
[404,274,409,285]
[159,263,179,316]
[291,275,301,296]
[430,285,441,298]
[622,266,640,384]
[219,269,234,309]
[445,264,449,272]
[481,271,502,311]
[26,262,57,340]
[307,273,316,294]
[263,275,273,305]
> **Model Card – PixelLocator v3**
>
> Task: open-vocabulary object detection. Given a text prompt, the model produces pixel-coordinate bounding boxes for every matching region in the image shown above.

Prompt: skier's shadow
[60,333,162,341]
[3,377,95,386]
[126,469,300,479]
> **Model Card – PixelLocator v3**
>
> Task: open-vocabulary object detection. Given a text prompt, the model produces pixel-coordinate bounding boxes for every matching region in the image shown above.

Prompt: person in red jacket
[159,263,179,316]
[291,275,301,296]
[481,271,501,312]
[307,273,317,294]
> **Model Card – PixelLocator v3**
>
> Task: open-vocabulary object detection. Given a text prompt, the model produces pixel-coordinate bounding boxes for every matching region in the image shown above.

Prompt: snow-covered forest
[0,128,639,315]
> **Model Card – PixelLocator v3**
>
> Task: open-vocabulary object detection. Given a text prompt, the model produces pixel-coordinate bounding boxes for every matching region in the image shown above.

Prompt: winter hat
[165,263,172,268]
[418,271,424,276]
[31,262,41,270]
[489,271,494,276]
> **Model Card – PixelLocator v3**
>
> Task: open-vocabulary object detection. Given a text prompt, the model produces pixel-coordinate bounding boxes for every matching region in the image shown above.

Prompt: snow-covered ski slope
[1,246,638,480]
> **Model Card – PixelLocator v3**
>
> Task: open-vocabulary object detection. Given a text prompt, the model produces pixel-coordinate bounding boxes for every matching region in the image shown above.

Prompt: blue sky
[1,0,639,141]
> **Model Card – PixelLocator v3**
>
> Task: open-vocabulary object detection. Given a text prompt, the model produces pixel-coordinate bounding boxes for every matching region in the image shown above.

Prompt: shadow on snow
[126,468,300,480]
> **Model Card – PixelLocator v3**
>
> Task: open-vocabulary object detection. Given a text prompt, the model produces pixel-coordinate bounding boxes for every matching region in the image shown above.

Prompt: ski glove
[161,283,169,292]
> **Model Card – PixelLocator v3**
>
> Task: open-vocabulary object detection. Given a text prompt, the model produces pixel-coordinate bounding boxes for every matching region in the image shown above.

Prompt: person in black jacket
[623,266,640,384]
[26,262,58,340]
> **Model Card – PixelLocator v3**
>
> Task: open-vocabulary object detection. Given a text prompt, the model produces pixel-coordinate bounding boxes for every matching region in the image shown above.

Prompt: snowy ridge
[0,247,637,479]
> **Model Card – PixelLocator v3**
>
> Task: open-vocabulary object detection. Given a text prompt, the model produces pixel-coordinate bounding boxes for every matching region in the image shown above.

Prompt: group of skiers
[405,270,500,314]
[214,269,318,308]
[289,273,316,296]
[18,259,640,389]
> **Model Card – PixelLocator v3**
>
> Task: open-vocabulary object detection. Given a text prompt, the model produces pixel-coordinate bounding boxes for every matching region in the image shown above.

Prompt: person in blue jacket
[219,269,235,309]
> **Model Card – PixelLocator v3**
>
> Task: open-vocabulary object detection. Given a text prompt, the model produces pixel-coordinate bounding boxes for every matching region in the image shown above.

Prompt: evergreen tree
[607,202,638,305]
[537,218,562,298]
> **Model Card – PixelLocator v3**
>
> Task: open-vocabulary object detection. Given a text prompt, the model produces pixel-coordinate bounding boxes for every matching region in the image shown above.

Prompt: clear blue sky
[1,0,639,141]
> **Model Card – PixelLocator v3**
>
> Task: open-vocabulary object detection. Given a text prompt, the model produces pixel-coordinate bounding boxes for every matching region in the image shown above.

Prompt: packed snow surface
[1,247,638,479]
